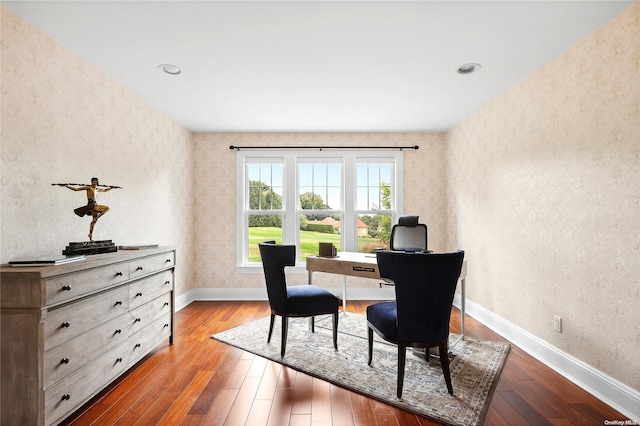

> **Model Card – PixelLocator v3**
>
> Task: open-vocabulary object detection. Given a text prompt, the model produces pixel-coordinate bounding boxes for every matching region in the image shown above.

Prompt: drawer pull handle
[135,343,141,348]
[115,300,123,306]
[60,358,70,364]
[115,329,122,334]
[134,318,141,323]
[136,292,143,297]
[62,285,72,291]
[136,266,144,271]
[116,357,123,363]
[164,302,169,307]
[116,271,124,277]
[163,323,169,328]
[61,394,71,401]
[164,281,170,285]
[61,321,71,328]
[165,259,171,263]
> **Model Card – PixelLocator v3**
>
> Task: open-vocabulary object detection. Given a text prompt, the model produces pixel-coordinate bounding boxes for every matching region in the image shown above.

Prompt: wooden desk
[306,252,467,347]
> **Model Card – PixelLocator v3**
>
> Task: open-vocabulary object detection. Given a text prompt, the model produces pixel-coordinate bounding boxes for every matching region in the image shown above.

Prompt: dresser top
[1,246,175,278]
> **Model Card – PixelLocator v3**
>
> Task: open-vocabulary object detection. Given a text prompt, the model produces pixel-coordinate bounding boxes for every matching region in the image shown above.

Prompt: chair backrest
[258,242,295,313]
[376,250,464,343]
[390,215,427,252]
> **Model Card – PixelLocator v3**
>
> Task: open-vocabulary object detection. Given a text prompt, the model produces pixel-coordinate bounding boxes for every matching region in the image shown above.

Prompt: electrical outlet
[554,315,562,333]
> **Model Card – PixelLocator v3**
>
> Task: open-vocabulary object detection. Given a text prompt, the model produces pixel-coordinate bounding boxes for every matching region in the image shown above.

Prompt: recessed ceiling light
[158,64,181,75]
[457,63,481,74]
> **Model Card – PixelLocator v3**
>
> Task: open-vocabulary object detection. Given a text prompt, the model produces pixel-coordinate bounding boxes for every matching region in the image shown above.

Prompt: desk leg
[450,276,466,349]
[461,276,466,339]
[308,270,314,330]
[342,275,347,313]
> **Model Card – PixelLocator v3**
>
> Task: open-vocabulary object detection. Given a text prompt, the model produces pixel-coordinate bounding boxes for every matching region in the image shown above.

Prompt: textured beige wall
[447,3,640,389]
[1,8,194,296]
[192,132,448,289]
[3,0,638,392]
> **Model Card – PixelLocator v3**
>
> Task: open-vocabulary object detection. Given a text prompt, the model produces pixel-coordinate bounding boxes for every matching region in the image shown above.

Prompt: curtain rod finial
[229,145,236,150]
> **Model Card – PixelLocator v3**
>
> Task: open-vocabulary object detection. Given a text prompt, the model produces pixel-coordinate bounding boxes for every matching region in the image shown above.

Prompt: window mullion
[284,156,297,247]
[342,154,356,252]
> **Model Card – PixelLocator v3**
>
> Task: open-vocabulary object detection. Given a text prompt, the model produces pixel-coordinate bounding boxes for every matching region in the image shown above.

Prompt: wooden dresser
[1,247,176,426]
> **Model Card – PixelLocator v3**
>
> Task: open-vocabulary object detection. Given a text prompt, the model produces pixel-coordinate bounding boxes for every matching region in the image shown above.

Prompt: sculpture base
[63,240,118,256]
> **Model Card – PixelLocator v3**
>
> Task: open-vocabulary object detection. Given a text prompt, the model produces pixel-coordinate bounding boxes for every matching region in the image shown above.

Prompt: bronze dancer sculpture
[54,178,122,241]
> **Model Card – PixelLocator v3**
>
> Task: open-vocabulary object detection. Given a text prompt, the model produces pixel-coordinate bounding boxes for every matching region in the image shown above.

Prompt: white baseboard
[453,294,640,423]
[176,288,268,310]
[175,288,638,422]
[175,287,395,312]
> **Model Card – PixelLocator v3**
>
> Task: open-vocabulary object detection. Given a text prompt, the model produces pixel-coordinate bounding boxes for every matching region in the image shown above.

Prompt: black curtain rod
[229,145,419,151]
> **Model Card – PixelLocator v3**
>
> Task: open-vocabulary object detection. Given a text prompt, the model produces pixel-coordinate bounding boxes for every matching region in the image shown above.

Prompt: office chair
[258,241,340,357]
[379,215,429,288]
[390,215,428,252]
[367,250,465,398]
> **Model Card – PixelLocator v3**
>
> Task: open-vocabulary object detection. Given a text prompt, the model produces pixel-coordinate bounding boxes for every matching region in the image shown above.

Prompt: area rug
[211,313,509,426]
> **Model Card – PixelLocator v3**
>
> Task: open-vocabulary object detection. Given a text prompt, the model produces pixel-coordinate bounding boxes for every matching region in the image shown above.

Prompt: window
[244,160,284,262]
[237,151,402,267]
[355,160,395,254]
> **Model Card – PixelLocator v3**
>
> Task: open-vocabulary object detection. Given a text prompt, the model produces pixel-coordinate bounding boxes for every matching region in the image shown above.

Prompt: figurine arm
[57,184,88,191]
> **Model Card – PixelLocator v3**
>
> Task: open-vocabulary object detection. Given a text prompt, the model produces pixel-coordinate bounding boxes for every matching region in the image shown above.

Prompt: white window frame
[236,150,403,271]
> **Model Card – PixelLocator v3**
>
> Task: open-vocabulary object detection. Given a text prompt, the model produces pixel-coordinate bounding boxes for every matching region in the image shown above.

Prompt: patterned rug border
[212,313,509,426]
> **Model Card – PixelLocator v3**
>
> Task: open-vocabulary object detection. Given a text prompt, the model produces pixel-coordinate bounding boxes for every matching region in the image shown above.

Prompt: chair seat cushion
[366,301,398,340]
[286,285,339,313]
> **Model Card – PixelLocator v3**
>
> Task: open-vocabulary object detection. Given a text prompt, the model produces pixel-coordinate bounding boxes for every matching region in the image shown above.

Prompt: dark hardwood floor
[61,301,624,425]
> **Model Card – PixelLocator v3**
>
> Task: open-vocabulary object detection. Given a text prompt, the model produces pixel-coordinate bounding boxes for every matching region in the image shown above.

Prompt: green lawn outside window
[248,227,386,262]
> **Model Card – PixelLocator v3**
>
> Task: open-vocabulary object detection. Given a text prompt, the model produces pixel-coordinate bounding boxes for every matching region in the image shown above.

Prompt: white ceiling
[4,1,635,132]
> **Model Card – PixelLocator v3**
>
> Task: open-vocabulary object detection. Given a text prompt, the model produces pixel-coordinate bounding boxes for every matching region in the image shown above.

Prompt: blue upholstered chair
[258,242,340,357]
[367,250,465,398]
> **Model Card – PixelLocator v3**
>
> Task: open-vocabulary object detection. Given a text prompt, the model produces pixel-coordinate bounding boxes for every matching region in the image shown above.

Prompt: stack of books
[9,255,86,267]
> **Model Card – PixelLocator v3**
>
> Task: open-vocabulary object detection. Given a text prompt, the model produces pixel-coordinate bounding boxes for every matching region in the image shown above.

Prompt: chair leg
[267,314,275,343]
[332,310,338,350]
[367,326,374,365]
[398,343,407,398]
[281,317,288,357]
[439,341,453,395]
[311,316,315,333]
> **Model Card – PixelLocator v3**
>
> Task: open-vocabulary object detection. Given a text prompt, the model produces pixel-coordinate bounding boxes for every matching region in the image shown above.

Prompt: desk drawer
[130,253,175,279]
[46,263,129,306]
[128,270,173,310]
[44,341,130,426]
[44,313,130,388]
[44,286,129,350]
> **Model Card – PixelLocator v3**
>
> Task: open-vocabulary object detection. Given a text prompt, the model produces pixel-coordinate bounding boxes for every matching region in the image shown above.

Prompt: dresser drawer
[129,292,172,336]
[44,286,129,350]
[46,263,130,307]
[128,270,173,309]
[129,252,175,279]
[44,313,130,388]
[44,341,130,426]
[129,312,172,365]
